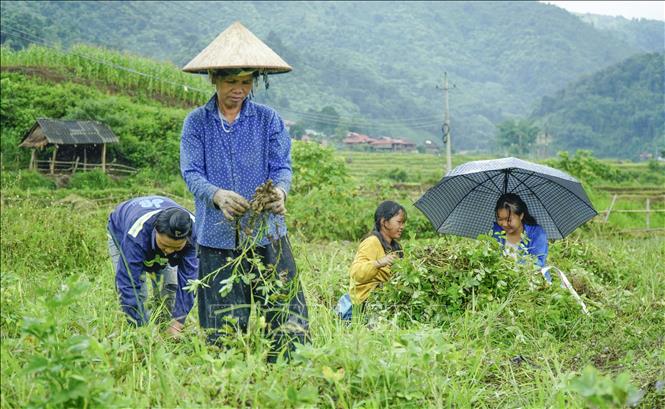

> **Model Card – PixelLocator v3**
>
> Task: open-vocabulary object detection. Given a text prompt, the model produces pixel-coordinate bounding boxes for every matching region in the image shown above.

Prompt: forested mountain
[531,52,664,159]
[576,13,665,53]
[1,1,663,153]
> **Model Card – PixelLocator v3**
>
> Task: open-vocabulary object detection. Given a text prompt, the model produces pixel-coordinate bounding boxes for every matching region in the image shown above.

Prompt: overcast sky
[542,1,665,21]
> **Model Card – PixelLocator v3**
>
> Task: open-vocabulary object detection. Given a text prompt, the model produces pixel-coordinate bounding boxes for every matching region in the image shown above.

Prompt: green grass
[587,191,665,231]
[1,185,664,408]
[337,151,491,184]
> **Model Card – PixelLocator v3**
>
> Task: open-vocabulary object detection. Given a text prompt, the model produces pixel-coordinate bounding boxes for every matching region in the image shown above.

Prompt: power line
[276,112,443,130]
[277,108,443,126]
[275,106,443,127]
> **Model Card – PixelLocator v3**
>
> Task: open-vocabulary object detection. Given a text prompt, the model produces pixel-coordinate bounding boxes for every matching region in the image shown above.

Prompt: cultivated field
[1,152,664,408]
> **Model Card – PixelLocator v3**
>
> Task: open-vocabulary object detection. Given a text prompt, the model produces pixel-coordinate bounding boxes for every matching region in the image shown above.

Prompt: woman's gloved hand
[213,189,250,220]
[263,187,287,215]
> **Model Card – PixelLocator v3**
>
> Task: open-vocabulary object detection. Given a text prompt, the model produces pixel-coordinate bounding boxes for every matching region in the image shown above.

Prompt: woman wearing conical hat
[179,22,309,362]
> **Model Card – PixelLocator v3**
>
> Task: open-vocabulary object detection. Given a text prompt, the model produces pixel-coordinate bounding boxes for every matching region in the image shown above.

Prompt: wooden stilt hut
[19,118,120,174]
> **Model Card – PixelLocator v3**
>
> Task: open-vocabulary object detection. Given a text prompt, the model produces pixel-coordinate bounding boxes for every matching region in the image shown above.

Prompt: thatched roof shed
[20,118,119,174]
[20,118,118,148]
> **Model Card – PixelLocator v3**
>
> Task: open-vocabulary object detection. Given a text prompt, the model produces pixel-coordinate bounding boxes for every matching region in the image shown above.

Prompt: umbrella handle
[540,266,590,315]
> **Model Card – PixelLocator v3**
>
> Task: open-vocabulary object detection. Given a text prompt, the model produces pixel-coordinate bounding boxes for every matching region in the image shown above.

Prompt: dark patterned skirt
[197,236,309,361]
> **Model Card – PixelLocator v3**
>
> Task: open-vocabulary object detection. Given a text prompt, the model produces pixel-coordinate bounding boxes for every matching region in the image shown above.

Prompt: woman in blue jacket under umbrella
[492,193,550,281]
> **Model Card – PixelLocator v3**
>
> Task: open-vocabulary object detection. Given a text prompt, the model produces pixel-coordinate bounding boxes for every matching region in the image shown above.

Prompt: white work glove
[213,189,250,220]
[263,187,287,215]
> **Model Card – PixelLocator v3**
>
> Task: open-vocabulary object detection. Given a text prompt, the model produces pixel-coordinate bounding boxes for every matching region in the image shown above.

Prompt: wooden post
[604,194,618,222]
[646,198,650,229]
[50,145,58,175]
[29,149,36,170]
[83,147,87,171]
[73,157,80,174]
[101,143,107,173]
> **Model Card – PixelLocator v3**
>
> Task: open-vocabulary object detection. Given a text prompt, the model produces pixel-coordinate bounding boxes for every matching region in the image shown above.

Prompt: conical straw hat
[182,21,292,74]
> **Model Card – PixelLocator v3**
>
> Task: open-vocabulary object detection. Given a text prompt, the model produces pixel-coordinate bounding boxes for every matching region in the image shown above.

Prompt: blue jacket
[492,222,548,268]
[108,196,198,325]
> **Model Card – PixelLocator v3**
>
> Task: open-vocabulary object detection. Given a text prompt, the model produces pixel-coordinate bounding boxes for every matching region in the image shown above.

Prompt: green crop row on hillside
[1,44,210,105]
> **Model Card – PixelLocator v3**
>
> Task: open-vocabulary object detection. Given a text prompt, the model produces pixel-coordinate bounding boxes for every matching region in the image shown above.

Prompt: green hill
[531,52,665,159]
[2,1,663,152]
[576,13,665,53]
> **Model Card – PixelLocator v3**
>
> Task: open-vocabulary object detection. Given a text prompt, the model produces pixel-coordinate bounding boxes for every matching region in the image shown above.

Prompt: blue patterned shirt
[180,95,291,249]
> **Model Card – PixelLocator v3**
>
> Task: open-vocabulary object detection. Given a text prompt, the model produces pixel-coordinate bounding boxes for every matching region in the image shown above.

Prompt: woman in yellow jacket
[336,201,407,320]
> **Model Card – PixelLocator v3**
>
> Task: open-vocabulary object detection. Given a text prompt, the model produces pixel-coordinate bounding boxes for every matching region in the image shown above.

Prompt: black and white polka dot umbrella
[414,157,597,240]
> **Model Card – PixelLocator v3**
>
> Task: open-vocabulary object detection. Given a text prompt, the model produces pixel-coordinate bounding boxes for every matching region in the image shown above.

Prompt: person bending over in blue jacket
[107,196,198,335]
[492,193,550,282]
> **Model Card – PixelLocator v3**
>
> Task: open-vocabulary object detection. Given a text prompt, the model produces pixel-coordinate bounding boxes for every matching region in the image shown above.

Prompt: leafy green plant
[288,183,375,241]
[290,141,349,194]
[20,279,121,408]
[371,235,598,338]
[549,238,624,283]
[548,150,625,184]
[566,366,644,408]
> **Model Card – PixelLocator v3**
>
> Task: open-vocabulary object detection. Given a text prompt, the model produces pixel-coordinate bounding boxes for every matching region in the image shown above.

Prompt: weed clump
[68,169,113,190]
[0,170,56,190]
[549,238,628,283]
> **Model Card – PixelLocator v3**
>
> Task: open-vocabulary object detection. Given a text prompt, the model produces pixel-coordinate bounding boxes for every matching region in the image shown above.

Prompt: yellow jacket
[349,235,392,305]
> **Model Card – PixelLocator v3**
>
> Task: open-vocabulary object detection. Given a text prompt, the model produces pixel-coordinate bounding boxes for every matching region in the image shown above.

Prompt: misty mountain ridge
[532,52,664,159]
[1,1,663,156]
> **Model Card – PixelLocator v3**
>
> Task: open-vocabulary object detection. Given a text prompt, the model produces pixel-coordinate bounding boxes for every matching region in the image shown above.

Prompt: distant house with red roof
[369,137,416,152]
[390,138,416,151]
[343,132,416,152]
[343,132,375,145]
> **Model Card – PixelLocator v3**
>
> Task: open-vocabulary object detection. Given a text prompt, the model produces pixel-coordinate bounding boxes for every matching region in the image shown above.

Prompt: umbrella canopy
[415,157,597,240]
[182,21,292,74]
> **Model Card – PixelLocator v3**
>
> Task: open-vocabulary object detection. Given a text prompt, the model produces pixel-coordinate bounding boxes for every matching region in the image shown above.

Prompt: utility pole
[442,72,452,173]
